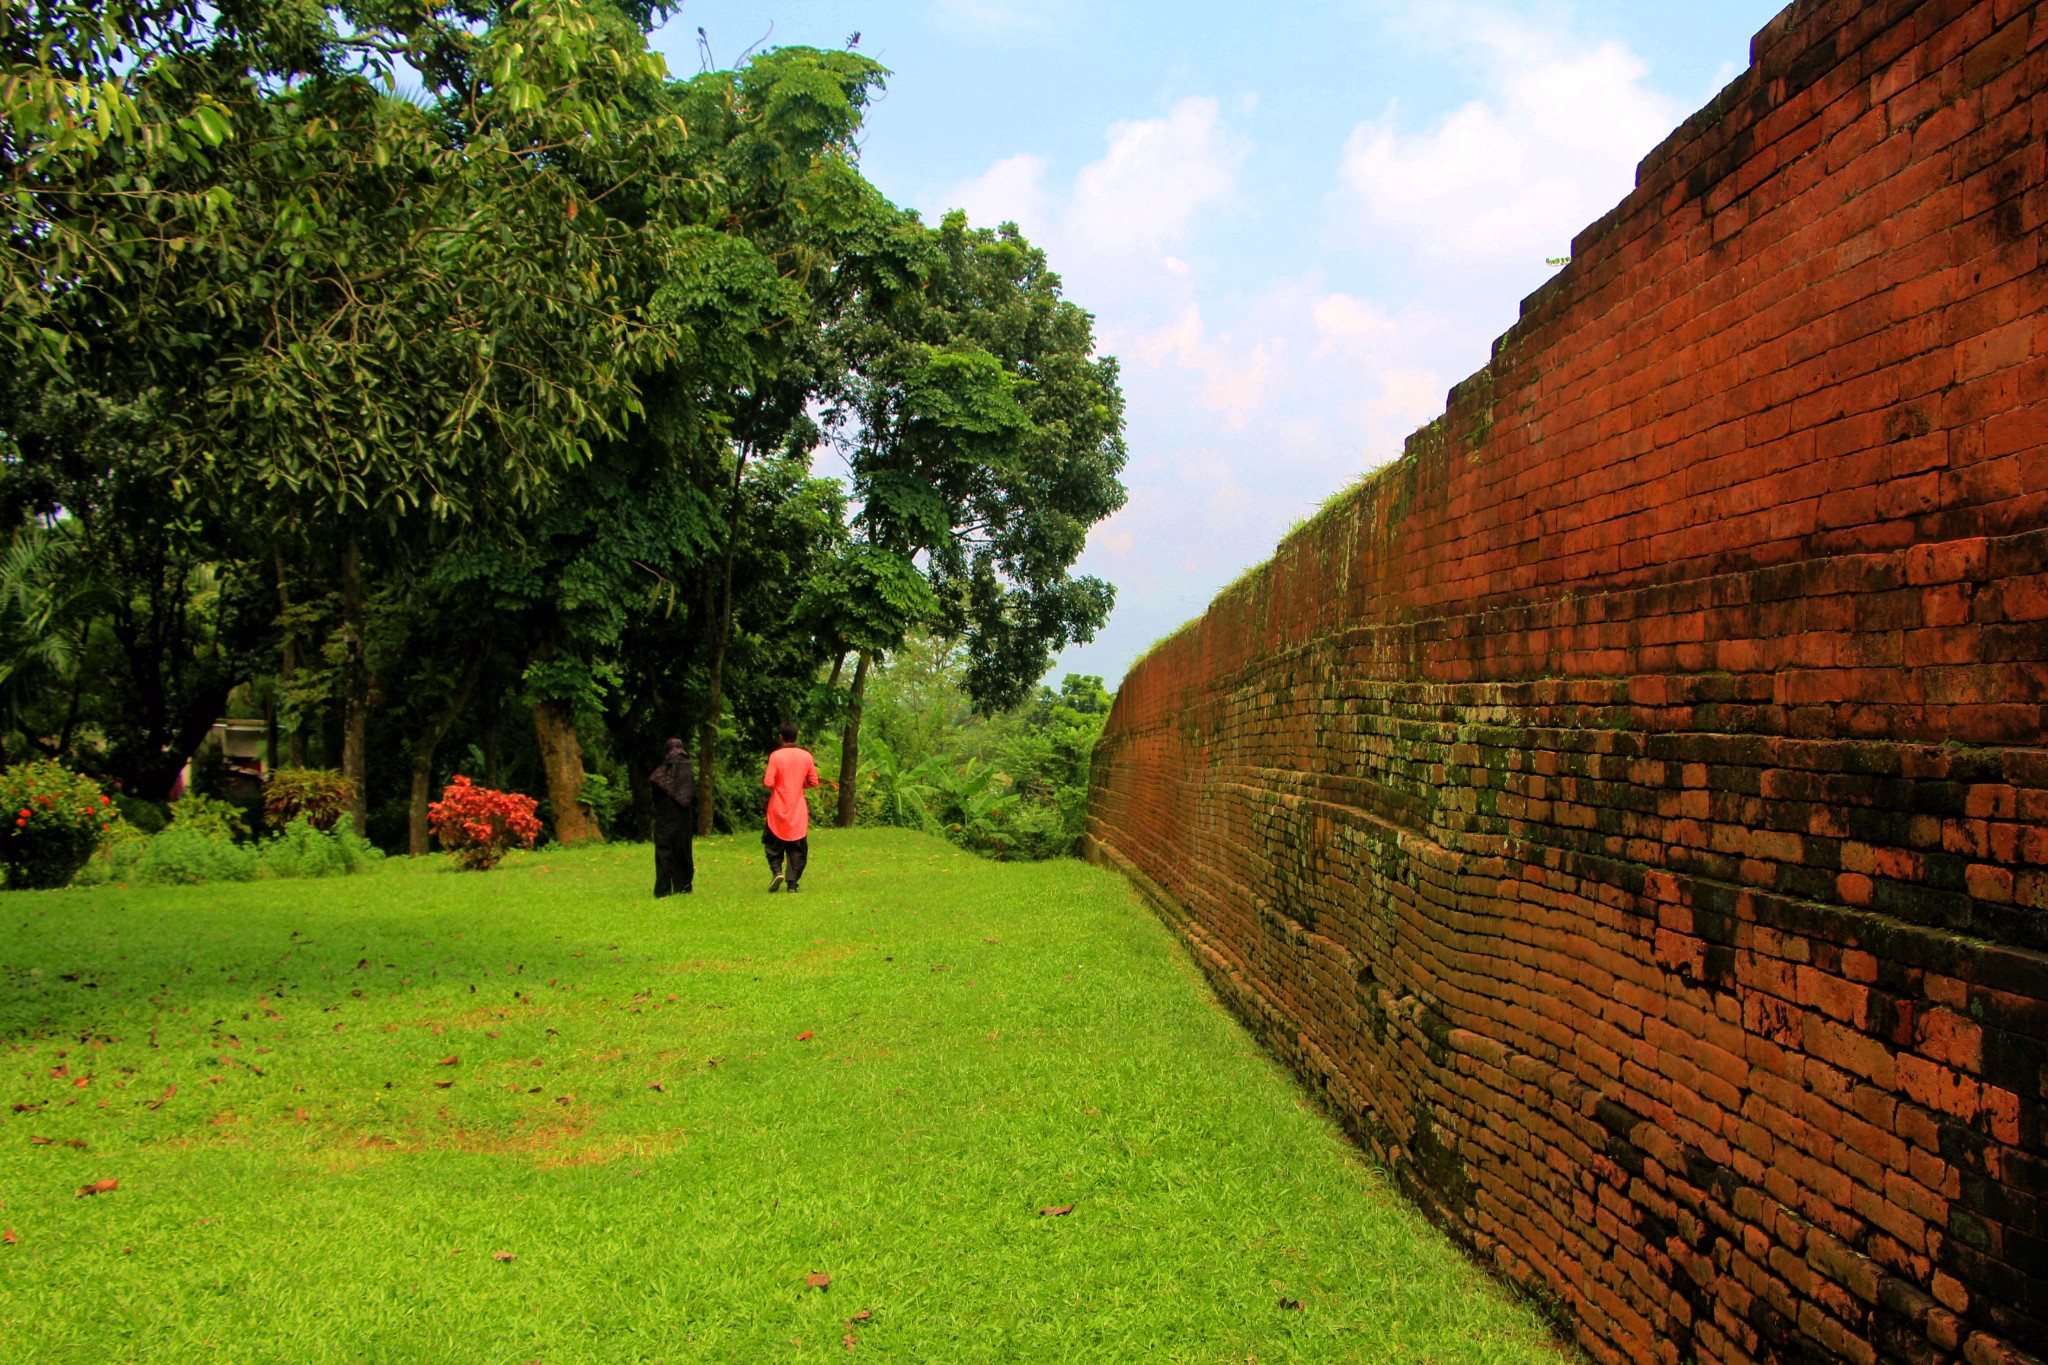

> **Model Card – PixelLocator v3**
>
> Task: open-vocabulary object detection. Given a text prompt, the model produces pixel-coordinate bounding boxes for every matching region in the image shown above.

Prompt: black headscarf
[651,738,695,807]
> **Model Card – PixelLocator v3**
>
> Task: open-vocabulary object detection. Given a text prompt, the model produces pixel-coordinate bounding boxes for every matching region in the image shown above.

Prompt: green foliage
[167,793,249,842]
[828,213,1128,712]
[0,2,1124,859]
[259,816,382,880]
[0,760,112,888]
[113,794,169,836]
[856,642,1108,860]
[112,826,258,886]
[265,769,355,833]
[574,771,631,831]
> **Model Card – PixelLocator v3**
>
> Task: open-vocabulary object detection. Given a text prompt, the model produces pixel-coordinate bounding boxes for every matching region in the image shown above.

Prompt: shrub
[427,776,540,871]
[120,826,257,886]
[114,794,169,835]
[265,768,355,832]
[259,815,382,879]
[168,793,249,842]
[0,761,114,888]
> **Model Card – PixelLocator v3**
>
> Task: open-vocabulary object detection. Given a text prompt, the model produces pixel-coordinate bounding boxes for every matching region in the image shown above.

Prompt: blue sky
[650,0,1790,685]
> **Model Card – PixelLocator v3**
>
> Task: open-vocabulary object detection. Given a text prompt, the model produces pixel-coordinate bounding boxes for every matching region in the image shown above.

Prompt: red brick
[1087,5,2048,1365]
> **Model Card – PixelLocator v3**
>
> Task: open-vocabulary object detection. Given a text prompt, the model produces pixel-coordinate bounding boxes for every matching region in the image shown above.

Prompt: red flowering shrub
[427,776,541,871]
[0,761,113,888]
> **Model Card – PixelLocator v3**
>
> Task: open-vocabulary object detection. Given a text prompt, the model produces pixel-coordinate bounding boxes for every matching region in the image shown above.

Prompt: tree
[823,210,1127,821]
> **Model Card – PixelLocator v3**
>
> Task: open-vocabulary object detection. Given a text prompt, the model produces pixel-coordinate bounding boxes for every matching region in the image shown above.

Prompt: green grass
[0,829,1560,1363]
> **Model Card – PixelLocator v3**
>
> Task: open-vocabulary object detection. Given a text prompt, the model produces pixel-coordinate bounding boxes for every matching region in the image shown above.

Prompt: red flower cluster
[0,761,113,888]
[426,776,541,871]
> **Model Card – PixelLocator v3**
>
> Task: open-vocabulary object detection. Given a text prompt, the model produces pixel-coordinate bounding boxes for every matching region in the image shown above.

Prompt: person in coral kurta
[761,721,820,893]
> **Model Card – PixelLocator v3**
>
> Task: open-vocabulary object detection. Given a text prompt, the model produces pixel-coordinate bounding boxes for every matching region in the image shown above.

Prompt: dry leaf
[806,1272,831,1289]
[437,1055,459,1067]
[795,1031,813,1041]
[1040,1204,1074,1217]
[76,1178,119,1197]
[434,1080,454,1089]
[492,1250,516,1262]
[849,1309,873,1323]
[71,1078,89,1089]
[1278,1297,1302,1311]
[28,1136,53,1146]
[2,1229,14,1245]
[843,1333,858,1351]
[647,1082,665,1093]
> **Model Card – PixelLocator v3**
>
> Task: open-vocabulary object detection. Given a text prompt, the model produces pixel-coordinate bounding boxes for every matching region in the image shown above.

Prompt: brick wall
[1085,3,2047,1362]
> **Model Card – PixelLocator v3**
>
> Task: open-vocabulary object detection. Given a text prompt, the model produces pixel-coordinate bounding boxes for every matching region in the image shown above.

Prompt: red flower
[427,775,542,871]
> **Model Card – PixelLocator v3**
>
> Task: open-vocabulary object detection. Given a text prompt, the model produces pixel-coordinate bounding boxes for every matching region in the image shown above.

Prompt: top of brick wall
[1132,0,2044,701]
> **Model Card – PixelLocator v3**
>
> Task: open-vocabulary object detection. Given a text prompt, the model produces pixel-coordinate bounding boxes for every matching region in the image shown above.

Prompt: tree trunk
[533,700,602,845]
[407,653,484,856]
[339,537,368,829]
[695,448,750,836]
[273,542,308,768]
[835,651,871,828]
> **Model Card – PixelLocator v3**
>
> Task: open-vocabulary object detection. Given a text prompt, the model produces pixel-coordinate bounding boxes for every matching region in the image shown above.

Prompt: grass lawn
[0,828,1560,1363]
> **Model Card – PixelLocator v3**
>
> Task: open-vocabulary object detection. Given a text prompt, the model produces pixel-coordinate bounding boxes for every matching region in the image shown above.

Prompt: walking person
[650,737,695,897]
[761,721,820,893]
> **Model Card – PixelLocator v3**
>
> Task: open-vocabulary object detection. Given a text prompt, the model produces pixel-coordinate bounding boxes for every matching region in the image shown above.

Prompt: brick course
[1086,2,2048,1361]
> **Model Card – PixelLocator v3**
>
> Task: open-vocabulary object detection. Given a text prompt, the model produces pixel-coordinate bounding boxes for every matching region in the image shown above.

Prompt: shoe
[680,887,694,895]
[769,873,785,893]
[786,882,800,894]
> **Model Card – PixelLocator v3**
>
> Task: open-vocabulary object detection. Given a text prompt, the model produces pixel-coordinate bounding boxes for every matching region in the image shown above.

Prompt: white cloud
[942,152,1050,236]
[940,97,1250,265]
[1064,98,1250,259]
[1332,21,1679,266]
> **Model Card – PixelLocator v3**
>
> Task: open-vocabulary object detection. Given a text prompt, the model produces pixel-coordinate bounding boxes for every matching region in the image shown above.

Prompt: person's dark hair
[777,721,799,744]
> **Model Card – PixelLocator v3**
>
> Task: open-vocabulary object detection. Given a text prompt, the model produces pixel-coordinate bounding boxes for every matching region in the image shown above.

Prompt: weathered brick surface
[1086,3,2048,1362]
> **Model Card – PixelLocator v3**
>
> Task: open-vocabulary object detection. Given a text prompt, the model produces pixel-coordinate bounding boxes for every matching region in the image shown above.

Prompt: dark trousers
[654,825,694,897]
[762,830,808,886]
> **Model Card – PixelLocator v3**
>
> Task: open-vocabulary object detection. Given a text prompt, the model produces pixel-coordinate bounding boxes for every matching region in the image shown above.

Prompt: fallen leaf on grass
[71,1078,90,1088]
[848,1309,872,1323]
[28,1136,53,1145]
[843,1333,858,1351]
[1278,1297,1302,1311]
[2,1229,14,1245]
[492,1250,516,1262]
[437,1056,459,1067]
[806,1272,831,1289]
[434,1080,454,1089]
[1039,1204,1074,1217]
[795,1031,813,1041]
[76,1178,119,1198]
[647,1082,665,1093]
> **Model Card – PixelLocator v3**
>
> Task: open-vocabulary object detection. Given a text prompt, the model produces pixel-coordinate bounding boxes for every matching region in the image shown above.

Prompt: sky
[649,0,1791,686]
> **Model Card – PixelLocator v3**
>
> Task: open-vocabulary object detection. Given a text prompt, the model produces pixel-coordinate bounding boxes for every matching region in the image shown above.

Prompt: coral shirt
[762,745,821,841]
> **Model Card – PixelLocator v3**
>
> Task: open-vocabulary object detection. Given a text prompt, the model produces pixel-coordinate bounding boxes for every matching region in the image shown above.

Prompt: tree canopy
[0,0,1127,854]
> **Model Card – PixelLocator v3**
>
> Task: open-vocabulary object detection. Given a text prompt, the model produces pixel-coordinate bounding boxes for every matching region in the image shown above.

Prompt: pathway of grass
[0,829,1560,1363]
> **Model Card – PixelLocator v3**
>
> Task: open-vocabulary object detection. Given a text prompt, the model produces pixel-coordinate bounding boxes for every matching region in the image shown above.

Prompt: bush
[259,815,382,879]
[114,794,169,835]
[427,776,540,871]
[168,793,249,842]
[0,761,114,889]
[265,768,355,832]
[118,826,257,886]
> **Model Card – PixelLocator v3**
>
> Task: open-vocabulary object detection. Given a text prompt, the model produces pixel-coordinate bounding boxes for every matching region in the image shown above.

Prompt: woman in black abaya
[650,738,696,897]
